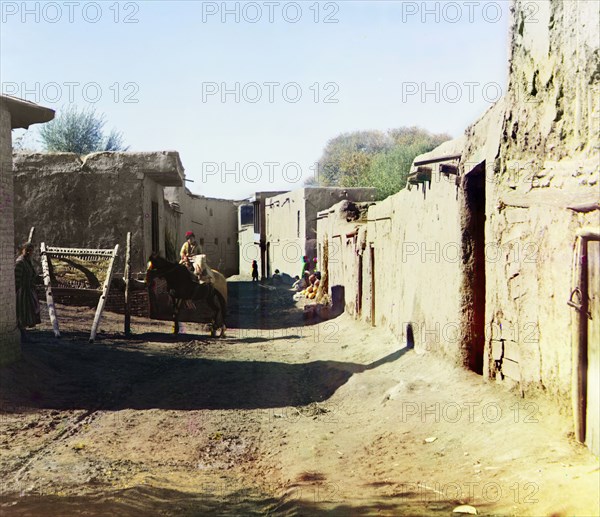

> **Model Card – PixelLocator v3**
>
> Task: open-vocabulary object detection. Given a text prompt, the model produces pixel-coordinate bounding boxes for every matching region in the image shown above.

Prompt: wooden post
[90,244,119,342]
[124,232,132,335]
[40,242,60,338]
[28,226,35,243]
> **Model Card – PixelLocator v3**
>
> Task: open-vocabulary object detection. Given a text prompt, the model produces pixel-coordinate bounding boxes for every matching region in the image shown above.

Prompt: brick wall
[0,106,20,365]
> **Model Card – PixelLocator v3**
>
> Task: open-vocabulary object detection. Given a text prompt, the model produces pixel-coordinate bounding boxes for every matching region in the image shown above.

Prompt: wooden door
[586,240,599,456]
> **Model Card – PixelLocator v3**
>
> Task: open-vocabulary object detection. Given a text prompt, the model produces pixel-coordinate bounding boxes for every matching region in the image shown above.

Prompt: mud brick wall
[318,138,466,367]
[461,0,600,403]
[266,188,376,279]
[317,0,600,404]
[0,106,20,364]
[164,187,240,277]
[13,151,184,277]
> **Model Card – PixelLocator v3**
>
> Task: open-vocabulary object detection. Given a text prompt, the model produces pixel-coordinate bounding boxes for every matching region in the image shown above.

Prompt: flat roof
[1,95,55,129]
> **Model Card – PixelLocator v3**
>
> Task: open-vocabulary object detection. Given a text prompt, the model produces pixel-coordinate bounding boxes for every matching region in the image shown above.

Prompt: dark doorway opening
[406,324,415,349]
[370,246,375,326]
[266,243,271,279]
[463,163,486,374]
[151,201,159,254]
[357,254,363,317]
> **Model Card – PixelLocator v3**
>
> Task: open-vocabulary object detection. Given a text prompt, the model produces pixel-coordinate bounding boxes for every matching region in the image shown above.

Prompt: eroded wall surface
[475,0,600,401]
[317,0,599,409]
[14,152,183,275]
[318,140,466,365]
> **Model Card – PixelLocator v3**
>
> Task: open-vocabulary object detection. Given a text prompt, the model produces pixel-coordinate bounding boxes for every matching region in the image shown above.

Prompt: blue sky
[1,1,510,199]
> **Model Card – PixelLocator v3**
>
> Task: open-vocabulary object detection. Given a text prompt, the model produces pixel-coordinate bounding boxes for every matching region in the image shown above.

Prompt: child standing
[251,260,259,282]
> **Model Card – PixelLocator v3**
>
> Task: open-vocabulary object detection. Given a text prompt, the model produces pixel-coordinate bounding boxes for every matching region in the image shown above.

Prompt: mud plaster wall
[318,156,465,365]
[369,166,464,363]
[238,225,256,277]
[470,0,600,402]
[13,152,181,276]
[315,0,599,398]
[164,187,239,276]
[267,188,376,278]
[316,204,369,319]
[265,188,306,277]
[0,107,20,363]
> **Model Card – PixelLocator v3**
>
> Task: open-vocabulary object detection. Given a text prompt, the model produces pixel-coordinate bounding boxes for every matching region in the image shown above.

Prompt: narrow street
[1,281,598,516]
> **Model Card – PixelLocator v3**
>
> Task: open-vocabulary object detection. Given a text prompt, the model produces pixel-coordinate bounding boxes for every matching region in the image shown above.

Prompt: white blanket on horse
[192,255,228,303]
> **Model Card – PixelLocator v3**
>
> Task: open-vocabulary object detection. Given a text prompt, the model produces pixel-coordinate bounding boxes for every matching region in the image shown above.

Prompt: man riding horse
[180,231,200,272]
[179,231,227,303]
[146,253,226,337]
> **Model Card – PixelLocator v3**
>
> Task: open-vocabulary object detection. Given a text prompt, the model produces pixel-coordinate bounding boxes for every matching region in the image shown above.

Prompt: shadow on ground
[0,333,409,412]
[226,282,312,330]
[0,484,493,516]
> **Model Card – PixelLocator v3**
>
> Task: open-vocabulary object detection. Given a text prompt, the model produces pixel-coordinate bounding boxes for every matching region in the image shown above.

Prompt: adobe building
[265,187,376,278]
[13,153,242,278]
[317,0,599,455]
[163,187,239,276]
[0,95,54,365]
[238,191,288,280]
[317,136,465,339]
[13,151,185,276]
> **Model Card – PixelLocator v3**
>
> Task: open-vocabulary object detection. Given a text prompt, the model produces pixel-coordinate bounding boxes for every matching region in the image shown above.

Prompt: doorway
[463,162,486,374]
[370,246,375,326]
[151,201,160,254]
[357,254,363,317]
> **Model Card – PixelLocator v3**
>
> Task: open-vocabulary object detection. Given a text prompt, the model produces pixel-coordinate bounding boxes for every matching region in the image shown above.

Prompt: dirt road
[1,281,598,516]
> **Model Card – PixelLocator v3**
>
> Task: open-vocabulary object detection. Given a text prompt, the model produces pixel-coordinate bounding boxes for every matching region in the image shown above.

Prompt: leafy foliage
[310,127,450,200]
[38,105,129,154]
[315,130,392,187]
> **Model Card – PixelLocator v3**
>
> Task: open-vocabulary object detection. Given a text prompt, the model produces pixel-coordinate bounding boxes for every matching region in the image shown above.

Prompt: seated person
[180,231,199,272]
[292,275,301,290]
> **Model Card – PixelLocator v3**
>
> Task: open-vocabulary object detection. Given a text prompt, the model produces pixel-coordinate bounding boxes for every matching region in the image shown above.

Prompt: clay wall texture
[266,187,376,278]
[472,0,600,400]
[13,151,184,276]
[0,106,20,364]
[318,138,465,364]
[164,187,239,276]
[316,0,599,409]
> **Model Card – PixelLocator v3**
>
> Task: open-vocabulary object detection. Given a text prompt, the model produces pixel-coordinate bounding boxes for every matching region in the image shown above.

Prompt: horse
[191,254,228,304]
[146,254,227,337]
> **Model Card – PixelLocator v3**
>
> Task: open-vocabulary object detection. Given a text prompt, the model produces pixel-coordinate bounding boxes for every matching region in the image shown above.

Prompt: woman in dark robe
[15,242,41,341]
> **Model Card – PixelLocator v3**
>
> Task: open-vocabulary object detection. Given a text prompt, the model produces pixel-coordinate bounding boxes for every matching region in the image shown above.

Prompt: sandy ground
[0,280,598,516]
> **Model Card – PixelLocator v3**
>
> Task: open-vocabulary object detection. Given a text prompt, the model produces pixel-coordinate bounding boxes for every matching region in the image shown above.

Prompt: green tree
[316,130,392,186]
[311,126,450,200]
[39,105,129,154]
[365,127,450,200]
